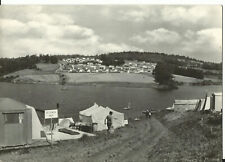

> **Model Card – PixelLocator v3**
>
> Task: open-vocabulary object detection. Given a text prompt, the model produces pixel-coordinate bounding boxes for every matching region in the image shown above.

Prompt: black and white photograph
[0,4,223,162]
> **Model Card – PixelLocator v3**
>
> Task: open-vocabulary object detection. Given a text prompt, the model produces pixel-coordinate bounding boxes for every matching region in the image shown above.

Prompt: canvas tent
[59,117,74,128]
[173,99,199,112]
[79,103,125,131]
[211,93,222,112]
[201,93,222,112]
[199,99,206,111]
[202,96,211,111]
[0,98,46,147]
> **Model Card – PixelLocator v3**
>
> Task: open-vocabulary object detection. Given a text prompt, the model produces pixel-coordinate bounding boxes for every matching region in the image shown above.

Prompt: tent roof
[79,103,104,116]
[213,92,222,96]
[105,106,123,115]
[79,103,123,116]
[174,99,198,105]
[0,98,27,112]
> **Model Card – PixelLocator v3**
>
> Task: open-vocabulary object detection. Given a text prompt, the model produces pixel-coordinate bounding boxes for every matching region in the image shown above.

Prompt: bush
[153,62,174,85]
[207,115,222,126]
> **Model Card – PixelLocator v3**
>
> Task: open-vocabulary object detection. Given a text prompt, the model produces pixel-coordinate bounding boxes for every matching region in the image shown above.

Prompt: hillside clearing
[14,74,60,84]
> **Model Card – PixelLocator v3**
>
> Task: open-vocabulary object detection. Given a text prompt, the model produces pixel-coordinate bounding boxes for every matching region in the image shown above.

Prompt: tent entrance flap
[3,113,26,146]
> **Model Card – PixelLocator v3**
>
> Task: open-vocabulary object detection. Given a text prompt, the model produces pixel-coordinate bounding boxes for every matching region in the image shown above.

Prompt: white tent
[203,96,211,110]
[59,118,74,128]
[173,99,198,112]
[79,103,125,131]
[212,93,222,112]
[199,99,206,111]
[26,105,46,140]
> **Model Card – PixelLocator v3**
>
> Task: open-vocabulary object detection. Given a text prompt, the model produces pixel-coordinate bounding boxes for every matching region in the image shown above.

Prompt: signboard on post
[44,109,58,146]
[45,109,58,119]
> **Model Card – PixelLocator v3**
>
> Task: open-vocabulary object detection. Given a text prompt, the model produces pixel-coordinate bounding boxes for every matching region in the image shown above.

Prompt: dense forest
[98,51,222,69]
[202,62,222,70]
[99,54,125,66]
[98,51,199,64]
[0,55,58,76]
[173,67,204,79]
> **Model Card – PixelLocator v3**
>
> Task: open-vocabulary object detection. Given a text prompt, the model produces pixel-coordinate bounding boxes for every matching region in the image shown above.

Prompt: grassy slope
[0,111,221,162]
[152,111,222,162]
[5,64,60,83]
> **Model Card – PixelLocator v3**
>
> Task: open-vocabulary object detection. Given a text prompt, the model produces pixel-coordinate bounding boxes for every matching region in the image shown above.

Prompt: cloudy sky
[0,5,222,62]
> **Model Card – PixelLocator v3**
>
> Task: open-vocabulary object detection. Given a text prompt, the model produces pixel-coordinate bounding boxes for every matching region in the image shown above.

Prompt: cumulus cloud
[116,5,221,29]
[0,6,140,58]
[131,28,181,44]
[181,28,222,62]
[161,6,222,28]
[118,10,148,22]
[0,5,222,62]
[130,27,222,62]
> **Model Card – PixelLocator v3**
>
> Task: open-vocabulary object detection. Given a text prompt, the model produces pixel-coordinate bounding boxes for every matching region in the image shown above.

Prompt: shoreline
[0,80,155,88]
[0,71,222,88]
[0,80,222,91]
[66,81,155,88]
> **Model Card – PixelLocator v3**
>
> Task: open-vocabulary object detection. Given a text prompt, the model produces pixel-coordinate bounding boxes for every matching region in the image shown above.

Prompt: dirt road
[85,117,168,162]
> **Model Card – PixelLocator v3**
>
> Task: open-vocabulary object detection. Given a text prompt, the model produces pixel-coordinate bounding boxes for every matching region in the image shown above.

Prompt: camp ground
[0,92,221,155]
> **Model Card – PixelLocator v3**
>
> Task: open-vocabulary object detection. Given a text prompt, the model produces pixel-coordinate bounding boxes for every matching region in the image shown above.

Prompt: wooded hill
[0,51,222,78]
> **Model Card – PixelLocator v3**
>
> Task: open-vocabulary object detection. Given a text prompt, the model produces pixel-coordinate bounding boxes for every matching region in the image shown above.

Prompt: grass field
[64,73,155,84]
[4,63,59,78]
[14,74,60,83]
[173,74,202,83]
[36,63,59,72]
[4,69,43,77]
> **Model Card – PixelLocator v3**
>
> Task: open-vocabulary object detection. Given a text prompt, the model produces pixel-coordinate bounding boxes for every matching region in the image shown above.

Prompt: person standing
[145,109,151,118]
[105,111,113,132]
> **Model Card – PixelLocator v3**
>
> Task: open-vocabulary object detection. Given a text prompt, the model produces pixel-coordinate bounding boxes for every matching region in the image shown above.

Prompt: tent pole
[51,117,53,147]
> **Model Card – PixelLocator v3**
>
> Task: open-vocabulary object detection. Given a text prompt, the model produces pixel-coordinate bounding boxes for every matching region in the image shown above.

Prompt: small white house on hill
[79,103,125,131]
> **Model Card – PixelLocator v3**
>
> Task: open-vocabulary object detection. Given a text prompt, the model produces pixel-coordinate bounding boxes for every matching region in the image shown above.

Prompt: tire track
[87,117,168,162]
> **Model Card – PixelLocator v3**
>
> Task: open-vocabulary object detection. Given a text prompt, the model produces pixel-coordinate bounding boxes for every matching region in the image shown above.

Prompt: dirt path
[86,117,168,162]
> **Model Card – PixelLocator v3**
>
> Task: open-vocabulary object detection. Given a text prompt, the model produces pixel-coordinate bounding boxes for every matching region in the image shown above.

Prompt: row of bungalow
[60,58,156,74]
[62,57,102,64]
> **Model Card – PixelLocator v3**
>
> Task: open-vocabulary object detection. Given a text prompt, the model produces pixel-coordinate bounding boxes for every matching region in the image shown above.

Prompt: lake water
[0,82,222,120]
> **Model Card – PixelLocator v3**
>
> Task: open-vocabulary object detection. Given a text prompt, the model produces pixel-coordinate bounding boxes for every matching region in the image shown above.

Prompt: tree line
[153,62,204,86]
[99,54,125,66]
[202,62,222,70]
[0,55,58,76]
[98,52,221,70]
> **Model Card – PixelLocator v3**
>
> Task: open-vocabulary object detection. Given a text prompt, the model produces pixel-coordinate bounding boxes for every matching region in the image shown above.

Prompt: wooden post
[51,117,53,146]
